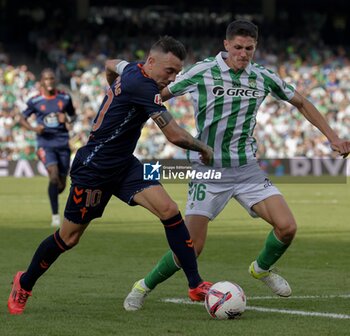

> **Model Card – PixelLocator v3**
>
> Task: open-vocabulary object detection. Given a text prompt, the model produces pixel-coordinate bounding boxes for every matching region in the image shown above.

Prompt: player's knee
[61,233,81,248]
[157,200,179,220]
[278,219,297,243]
[49,176,60,185]
[58,183,66,194]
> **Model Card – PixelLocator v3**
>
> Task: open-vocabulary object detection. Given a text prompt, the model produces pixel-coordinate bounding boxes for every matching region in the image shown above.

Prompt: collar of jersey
[40,89,58,99]
[137,63,151,78]
[216,51,252,75]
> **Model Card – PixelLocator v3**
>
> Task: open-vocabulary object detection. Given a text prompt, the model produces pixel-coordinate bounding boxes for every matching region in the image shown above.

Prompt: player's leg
[56,147,71,195]
[8,177,111,315]
[123,174,233,310]
[252,194,297,266]
[141,180,231,287]
[8,218,88,315]
[234,163,296,296]
[133,185,206,289]
[47,164,61,227]
[247,195,296,297]
[37,147,61,226]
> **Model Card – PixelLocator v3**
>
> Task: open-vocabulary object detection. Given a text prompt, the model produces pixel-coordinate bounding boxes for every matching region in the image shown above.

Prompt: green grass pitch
[0,177,349,335]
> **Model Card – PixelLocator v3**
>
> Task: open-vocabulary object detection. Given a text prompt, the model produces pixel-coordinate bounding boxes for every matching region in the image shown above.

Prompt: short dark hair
[150,36,187,61]
[226,20,258,41]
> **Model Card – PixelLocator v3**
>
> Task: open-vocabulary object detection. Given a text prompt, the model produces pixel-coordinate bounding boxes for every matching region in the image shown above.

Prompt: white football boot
[249,261,291,297]
[124,279,151,311]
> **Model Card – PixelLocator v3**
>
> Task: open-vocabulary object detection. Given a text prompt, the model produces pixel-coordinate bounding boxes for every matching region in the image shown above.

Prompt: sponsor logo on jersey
[212,86,262,98]
[43,112,59,127]
[154,94,163,105]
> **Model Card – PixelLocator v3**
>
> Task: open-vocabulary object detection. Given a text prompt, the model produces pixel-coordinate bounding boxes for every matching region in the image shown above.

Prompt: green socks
[256,230,289,270]
[144,250,181,289]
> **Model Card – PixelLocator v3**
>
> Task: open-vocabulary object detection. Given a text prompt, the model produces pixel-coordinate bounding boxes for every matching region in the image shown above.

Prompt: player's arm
[19,115,44,135]
[160,87,174,102]
[57,95,77,124]
[105,59,129,86]
[289,90,350,157]
[152,111,213,165]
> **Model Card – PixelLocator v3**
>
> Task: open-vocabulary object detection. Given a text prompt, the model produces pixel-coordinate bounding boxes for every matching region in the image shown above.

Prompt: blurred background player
[8,36,213,315]
[19,69,76,227]
[122,20,350,310]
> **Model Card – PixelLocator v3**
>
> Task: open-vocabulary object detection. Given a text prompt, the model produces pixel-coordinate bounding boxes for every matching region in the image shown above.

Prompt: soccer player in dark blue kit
[8,36,213,315]
[19,69,76,227]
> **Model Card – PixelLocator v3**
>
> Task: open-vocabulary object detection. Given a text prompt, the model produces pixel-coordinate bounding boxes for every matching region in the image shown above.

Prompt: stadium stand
[1,6,350,161]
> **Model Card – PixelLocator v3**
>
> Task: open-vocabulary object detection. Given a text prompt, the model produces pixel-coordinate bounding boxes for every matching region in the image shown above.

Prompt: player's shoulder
[122,62,158,91]
[181,57,217,77]
[122,61,142,77]
[56,89,72,100]
[251,62,277,76]
[27,91,43,104]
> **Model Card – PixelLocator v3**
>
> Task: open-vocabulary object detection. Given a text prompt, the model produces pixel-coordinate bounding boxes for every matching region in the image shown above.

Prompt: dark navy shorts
[37,146,71,176]
[64,156,160,224]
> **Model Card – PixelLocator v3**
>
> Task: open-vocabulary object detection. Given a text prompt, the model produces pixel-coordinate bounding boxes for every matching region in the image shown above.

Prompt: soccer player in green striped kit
[123,20,350,310]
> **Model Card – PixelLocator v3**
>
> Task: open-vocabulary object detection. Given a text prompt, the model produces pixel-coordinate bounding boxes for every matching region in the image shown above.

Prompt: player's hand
[57,112,66,124]
[199,145,214,165]
[34,124,45,135]
[330,139,350,159]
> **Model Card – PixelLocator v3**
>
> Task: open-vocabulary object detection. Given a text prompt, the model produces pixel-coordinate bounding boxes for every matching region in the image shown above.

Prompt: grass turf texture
[0,177,349,336]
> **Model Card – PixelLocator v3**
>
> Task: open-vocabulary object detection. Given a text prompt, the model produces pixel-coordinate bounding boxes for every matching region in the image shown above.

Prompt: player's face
[224,35,257,72]
[41,71,56,94]
[148,52,183,90]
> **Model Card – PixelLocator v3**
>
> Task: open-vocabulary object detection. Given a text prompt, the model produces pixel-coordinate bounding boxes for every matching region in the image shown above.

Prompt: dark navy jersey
[22,90,75,148]
[75,62,167,175]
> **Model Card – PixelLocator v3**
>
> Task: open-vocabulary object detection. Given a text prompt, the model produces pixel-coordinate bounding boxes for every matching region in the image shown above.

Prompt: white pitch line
[162,298,350,320]
[246,306,350,319]
[246,294,350,300]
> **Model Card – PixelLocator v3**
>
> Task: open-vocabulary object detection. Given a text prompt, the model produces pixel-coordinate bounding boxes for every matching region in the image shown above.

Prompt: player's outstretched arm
[152,111,213,165]
[289,90,350,158]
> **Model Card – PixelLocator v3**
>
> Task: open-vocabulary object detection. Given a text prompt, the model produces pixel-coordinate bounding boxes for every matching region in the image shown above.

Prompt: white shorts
[185,161,281,220]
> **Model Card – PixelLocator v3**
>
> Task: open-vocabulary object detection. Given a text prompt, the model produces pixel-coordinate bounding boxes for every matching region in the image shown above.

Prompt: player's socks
[20,230,71,291]
[161,212,201,288]
[48,182,59,214]
[144,250,180,289]
[256,230,289,270]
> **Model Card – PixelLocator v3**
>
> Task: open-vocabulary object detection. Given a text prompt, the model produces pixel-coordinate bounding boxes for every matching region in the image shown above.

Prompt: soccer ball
[205,281,246,320]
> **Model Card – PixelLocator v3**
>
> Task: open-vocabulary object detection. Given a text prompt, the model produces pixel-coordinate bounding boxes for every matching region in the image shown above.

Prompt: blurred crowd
[1,33,350,161]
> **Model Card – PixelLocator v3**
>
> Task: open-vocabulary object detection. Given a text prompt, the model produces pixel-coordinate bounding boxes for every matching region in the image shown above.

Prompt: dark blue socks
[162,212,201,288]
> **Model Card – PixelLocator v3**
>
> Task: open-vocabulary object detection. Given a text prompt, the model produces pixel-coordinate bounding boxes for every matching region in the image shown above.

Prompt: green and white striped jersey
[168,52,295,167]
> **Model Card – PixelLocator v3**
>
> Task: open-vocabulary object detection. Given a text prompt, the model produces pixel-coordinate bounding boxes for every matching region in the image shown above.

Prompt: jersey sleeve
[168,70,199,96]
[22,98,36,119]
[263,70,295,101]
[65,95,76,116]
[116,61,129,75]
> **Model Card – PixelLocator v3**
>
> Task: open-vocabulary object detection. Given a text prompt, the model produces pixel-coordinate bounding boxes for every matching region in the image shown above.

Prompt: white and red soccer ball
[205,281,246,319]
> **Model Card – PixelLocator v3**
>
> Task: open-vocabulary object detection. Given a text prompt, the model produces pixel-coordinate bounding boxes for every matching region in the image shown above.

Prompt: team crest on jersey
[248,79,257,89]
[154,94,162,105]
